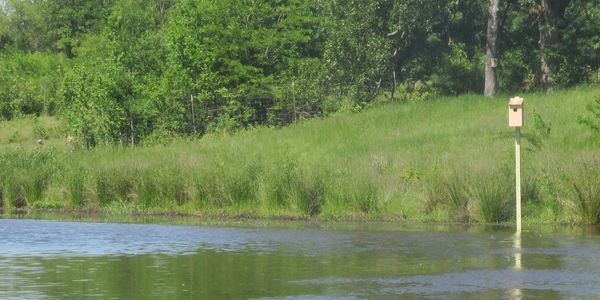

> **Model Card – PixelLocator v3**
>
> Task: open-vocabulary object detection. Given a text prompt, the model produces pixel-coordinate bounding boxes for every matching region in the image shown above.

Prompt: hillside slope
[1,86,600,223]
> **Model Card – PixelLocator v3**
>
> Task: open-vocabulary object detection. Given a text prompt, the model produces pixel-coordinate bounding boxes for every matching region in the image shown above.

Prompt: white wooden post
[515,127,521,233]
[508,97,524,233]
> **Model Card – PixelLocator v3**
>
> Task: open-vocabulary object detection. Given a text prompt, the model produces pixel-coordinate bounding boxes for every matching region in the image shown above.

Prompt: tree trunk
[484,0,500,97]
[391,71,397,99]
[130,117,134,147]
[538,0,570,90]
[190,94,197,134]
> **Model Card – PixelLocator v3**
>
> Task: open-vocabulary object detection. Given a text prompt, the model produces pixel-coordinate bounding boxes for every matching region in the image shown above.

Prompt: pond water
[1,217,600,299]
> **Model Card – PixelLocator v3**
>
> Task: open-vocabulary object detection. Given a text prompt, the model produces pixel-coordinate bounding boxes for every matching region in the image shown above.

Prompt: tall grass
[425,173,471,222]
[470,172,513,223]
[67,167,87,207]
[295,170,327,216]
[0,150,58,209]
[569,161,600,225]
[0,86,598,222]
[354,180,380,214]
[2,182,18,210]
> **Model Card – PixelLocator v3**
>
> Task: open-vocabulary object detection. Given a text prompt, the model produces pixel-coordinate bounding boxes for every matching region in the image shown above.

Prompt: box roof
[509,97,524,107]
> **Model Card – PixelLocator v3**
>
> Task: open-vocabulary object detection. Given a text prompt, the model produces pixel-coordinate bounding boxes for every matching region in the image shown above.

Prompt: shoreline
[1,207,596,228]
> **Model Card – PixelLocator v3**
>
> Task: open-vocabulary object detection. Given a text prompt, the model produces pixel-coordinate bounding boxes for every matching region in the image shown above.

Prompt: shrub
[32,122,50,140]
[578,95,600,136]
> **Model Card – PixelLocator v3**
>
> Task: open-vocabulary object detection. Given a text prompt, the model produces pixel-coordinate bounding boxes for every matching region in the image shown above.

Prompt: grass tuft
[424,172,471,222]
[296,171,327,216]
[570,161,600,225]
[470,172,513,223]
[68,170,86,207]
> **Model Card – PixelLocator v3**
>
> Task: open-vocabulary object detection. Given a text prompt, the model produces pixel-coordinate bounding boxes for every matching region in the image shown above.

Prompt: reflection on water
[511,233,522,299]
[1,218,600,299]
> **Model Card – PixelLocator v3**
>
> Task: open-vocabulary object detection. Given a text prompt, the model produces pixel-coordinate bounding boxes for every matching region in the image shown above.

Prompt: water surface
[1,217,600,299]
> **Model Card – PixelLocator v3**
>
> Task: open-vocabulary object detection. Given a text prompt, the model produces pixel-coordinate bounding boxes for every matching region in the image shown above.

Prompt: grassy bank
[1,86,600,224]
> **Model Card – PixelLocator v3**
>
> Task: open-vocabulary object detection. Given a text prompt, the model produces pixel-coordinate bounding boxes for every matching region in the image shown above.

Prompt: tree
[44,0,112,57]
[1,0,52,51]
[58,39,131,147]
[322,0,392,102]
[104,0,173,145]
[559,0,600,86]
[163,0,324,132]
[484,0,500,97]
[0,7,8,50]
[1,0,599,146]
[537,0,571,90]
[0,50,62,120]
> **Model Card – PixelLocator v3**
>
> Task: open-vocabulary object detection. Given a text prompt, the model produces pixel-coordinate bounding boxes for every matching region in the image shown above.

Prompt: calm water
[1,217,600,299]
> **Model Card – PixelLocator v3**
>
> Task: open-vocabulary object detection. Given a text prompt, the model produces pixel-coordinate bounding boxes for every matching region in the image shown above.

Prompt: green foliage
[59,52,131,147]
[269,59,327,124]
[322,0,391,101]
[557,0,600,86]
[295,170,327,216]
[578,95,600,135]
[498,48,533,92]
[7,131,21,144]
[0,87,598,223]
[570,161,600,225]
[68,170,86,207]
[2,181,21,210]
[353,180,380,214]
[0,50,62,120]
[265,156,298,209]
[1,0,599,142]
[389,0,485,95]
[432,42,483,95]
[159,0,325,133]
[32,120,50,140]
[524,110,552,151]
[0,149,60,209]
[94,169,134,206]
[425,173,471,222]
[44,0,112,58]
[470,172,513,223]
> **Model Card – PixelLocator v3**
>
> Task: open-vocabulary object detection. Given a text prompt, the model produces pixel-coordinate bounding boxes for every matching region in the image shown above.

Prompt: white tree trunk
[484,0,500,97]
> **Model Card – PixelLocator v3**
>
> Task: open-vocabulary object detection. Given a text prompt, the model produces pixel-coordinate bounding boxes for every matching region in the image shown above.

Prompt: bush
[578,95,600,136]
[32,122,50,140]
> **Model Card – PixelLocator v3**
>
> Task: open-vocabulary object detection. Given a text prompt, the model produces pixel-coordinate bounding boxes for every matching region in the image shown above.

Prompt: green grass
[1,85,600,223]
[0,115,67,151]
[569,160,600,224]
